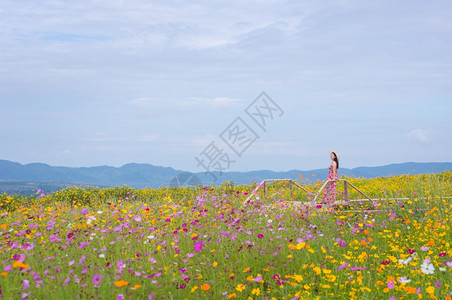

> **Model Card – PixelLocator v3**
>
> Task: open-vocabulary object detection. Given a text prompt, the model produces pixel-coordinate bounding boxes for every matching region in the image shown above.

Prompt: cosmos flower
[92,273,102,287]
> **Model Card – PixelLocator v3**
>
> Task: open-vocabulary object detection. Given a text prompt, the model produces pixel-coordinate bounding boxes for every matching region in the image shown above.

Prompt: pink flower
[22,280,30,290]
[387,280,395,289]
[92,273,102,287]
[194,240,204,253]
[254,275,262,282]
[258,234,264,239]
[337,262,349,271]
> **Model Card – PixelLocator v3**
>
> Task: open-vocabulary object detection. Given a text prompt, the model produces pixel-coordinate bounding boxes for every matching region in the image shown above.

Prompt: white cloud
[406,129,430,143]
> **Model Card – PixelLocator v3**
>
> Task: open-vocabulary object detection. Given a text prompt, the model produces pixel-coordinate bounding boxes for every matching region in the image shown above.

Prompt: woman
[323,150,339,203]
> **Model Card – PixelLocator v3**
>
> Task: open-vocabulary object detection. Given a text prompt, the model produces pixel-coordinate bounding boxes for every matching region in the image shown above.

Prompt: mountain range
[0,159,451,194]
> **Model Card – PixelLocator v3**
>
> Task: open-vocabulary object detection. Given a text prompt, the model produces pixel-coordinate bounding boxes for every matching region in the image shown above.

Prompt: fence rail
[243,178,372,206]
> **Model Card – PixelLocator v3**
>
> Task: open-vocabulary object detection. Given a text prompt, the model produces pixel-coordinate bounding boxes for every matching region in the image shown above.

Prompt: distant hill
[0,159,451,193]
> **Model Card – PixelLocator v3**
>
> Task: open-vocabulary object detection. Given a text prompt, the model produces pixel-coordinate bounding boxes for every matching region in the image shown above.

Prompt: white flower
[268,219,273,224]
[421,261,435,274]
[147,235,155,239]
[98,254,105,258]
[97,211,103,214]
[398,276,411,283]
[439,267,446,272]
[399,257,413,265]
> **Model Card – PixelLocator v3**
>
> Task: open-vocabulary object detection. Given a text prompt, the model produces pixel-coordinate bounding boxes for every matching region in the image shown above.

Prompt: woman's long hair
[332,152,339,169]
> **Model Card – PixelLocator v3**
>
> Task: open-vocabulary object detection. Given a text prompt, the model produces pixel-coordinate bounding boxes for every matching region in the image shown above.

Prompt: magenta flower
[407,249,415,254]
[92,273,102,287]
[194,240,204,253]
[258,234,264,239]
[438,252,446,257]
[335,238,346,247]
[117,294,124,300]
[434,280,442,288]
[80,208,89,215]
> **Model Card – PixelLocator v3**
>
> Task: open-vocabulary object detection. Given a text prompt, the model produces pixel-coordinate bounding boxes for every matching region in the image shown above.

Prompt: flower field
[0,172,451,299]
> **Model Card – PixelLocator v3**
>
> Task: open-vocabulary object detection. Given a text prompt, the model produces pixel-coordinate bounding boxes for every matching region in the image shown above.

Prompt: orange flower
[427,241,435,246]
[200,283,211,291]
[12,261,29,269]
[114,280,128,287]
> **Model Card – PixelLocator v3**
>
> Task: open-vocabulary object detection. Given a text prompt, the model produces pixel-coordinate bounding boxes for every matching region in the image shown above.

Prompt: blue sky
[0,0,451,172]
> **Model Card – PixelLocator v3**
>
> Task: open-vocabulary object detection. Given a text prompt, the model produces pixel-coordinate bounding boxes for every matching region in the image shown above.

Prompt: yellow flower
[426,286,435,294]
[251,288,260,296]
[296,242,306,250]
[191,286,198,293]
[236,284,246,292]
[213,261,218,267]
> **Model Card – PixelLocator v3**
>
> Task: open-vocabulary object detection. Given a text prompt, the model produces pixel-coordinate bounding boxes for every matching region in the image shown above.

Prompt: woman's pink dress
[323,163,337,203]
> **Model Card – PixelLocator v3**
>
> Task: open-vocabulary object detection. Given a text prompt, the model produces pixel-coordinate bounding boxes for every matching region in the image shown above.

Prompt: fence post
[263,181,267,198]
[290,180,293,199]
[344,181,348,202]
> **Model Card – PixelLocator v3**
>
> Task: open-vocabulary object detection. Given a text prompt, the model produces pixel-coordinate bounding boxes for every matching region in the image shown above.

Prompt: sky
[1,0,451,173]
